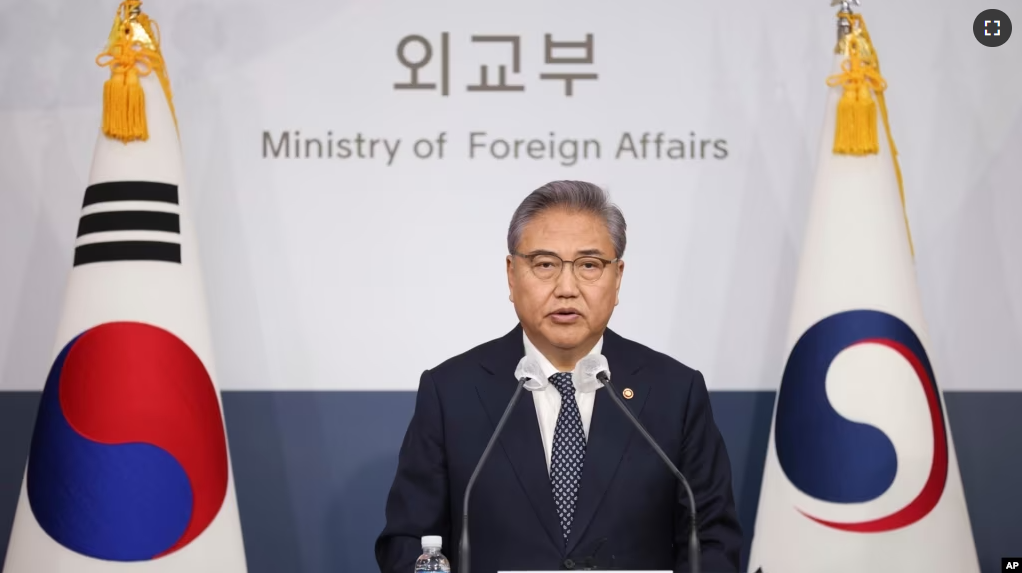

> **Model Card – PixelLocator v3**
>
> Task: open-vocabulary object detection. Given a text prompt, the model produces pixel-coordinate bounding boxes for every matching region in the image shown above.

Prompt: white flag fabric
[1,9,248,573]
[746,50,980,573]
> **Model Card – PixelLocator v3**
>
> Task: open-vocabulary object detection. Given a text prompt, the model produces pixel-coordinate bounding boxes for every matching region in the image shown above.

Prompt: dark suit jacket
[376,325,742,573]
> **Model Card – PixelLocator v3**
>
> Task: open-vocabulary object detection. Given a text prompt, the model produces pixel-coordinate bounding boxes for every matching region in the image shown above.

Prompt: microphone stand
[459,378,527,573]
[598,372,701,573]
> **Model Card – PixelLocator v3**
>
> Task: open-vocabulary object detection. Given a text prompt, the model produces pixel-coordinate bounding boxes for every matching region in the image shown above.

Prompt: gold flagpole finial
[96,0,177,143]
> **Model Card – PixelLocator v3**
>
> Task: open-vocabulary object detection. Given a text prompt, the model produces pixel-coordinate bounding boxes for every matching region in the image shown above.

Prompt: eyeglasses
[512,252,619,283]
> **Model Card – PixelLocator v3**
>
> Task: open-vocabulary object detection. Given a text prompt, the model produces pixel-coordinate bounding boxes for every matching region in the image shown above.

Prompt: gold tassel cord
[827,12,914,258]
[95,0,178,143]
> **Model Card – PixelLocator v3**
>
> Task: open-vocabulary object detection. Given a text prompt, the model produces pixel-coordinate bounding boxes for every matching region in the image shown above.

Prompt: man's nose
[553,263,580,296]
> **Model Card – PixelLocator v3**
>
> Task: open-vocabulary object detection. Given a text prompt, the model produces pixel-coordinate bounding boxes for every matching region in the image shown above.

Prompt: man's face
[507,208,624,352]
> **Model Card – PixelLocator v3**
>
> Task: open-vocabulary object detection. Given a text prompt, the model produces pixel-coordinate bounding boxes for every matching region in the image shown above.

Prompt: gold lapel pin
[622,388,634,400]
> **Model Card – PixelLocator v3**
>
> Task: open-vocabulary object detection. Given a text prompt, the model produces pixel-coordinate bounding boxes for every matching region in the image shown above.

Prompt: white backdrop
[1,0,1020,391]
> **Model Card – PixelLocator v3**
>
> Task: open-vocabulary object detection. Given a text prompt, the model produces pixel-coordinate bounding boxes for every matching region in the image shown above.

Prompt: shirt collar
[522,331,605,391]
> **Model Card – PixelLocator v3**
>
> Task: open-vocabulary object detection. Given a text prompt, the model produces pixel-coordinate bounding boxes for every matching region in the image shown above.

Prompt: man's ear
[506,255,515,302]
[614,259,625,305]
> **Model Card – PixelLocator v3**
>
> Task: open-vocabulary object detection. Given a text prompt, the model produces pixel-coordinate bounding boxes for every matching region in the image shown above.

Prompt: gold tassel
[95,0,175,144]
[828,24,884,156]
[828,11,915,257]
[833,82,879,155]
[101,58,148,142]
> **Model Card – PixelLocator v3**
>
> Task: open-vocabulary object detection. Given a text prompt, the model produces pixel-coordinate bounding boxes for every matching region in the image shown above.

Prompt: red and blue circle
[775,309,948,532]
[27,321,229,561]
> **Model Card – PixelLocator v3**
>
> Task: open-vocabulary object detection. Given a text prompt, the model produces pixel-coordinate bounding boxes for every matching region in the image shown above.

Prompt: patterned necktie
[549,372,586,543]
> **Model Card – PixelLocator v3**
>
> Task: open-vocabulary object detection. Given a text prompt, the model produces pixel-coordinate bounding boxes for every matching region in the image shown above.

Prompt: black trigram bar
[73,241,181,266]
[77,211,180,236]
[82,181,178,206]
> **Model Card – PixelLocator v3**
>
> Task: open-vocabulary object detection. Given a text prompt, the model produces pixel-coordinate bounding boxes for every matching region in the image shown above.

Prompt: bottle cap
[421,535,442,549]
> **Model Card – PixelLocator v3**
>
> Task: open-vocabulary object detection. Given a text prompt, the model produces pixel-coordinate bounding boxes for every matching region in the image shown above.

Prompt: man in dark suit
[376,180,742,573]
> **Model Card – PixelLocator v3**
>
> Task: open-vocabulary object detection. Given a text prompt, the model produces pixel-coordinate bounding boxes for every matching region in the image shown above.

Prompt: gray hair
[507,180,627,258]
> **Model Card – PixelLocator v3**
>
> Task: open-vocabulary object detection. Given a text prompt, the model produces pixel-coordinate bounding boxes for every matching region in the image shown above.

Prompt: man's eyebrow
[520,248,608,257]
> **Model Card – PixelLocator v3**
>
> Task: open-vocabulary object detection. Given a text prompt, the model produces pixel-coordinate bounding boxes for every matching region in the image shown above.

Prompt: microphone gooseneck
[459,373,530,573]
[596,370,701,573]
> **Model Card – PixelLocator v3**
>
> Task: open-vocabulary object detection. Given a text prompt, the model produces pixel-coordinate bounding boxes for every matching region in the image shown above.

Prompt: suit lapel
[476,326,563,551]
[565,329,650,554]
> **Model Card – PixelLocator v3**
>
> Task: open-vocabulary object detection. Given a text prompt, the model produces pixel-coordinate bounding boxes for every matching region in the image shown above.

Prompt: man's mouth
[549,308,582,323]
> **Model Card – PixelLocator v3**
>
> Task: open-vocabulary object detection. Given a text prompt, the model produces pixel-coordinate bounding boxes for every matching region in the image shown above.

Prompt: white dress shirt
[522,332,605,474]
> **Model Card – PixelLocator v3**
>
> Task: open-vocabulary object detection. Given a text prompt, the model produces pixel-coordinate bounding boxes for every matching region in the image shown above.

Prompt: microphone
[459,356,543,573]
[577,354,702,573]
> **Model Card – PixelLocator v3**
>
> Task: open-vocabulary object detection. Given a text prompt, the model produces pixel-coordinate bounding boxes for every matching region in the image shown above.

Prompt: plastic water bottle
[414,536,451,573]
